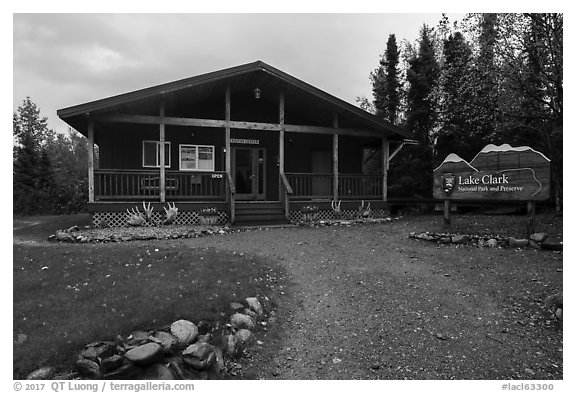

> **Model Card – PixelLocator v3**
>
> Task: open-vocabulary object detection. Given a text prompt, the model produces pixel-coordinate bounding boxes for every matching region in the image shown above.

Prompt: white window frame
[179,144,215,172]
[142,140,171,168]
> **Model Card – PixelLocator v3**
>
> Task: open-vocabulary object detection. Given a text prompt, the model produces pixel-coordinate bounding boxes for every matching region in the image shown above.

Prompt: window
[142,141,171,168]
[180,144,215,171]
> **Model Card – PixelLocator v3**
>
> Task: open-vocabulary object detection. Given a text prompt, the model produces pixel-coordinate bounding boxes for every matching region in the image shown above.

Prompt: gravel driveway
[185,218,563,380]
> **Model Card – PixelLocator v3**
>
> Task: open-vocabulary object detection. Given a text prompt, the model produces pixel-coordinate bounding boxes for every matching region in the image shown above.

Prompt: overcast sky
[13,13,470,134]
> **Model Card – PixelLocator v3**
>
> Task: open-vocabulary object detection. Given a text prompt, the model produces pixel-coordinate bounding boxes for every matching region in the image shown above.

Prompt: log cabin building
[57,61,412,226]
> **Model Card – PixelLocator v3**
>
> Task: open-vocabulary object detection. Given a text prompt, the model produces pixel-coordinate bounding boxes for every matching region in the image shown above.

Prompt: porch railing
[94,169,226,200]
[285,173,383,200]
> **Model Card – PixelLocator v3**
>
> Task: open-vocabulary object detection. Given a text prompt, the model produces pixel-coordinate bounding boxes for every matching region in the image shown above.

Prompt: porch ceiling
[58,61,410,140]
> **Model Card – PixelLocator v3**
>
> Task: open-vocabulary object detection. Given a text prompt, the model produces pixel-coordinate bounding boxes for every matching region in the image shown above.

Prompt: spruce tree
[371,34,401,124]
[389,25,439,197]
[435,31,474,161]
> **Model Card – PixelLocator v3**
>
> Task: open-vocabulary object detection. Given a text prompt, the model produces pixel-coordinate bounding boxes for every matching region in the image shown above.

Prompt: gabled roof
[57,60,410,139]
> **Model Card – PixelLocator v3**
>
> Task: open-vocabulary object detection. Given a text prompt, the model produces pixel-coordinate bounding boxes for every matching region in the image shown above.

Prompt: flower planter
[199,215,219,225]
[301,212,318,222]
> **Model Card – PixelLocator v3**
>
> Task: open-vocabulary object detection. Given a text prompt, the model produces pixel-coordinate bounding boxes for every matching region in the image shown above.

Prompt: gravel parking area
[187,215,563,379]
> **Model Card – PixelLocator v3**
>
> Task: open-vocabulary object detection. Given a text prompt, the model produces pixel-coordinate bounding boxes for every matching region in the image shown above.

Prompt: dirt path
[184,220,563,380]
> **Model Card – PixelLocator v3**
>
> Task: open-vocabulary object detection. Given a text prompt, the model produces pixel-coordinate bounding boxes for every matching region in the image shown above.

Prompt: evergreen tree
[461,14,500,147]
[13,131,41,214]
[389,25,439,197]
[435,31,475,161]
[371,34,401,124]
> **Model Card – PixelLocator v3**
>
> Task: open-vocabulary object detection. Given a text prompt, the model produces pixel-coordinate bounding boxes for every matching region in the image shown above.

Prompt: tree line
[362,13,562,211]
[13,97,94,215]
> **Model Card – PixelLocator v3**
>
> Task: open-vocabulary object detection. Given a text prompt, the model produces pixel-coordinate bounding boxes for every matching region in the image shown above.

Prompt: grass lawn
[13,215,288,379]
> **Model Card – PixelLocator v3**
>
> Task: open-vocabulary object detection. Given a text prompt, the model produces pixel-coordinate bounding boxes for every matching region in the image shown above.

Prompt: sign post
[433,144,550,228]
[444,198,451,226]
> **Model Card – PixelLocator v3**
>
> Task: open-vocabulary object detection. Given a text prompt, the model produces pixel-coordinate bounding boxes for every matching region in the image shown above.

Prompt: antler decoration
[362,201,372,218]
[126,206,146,226]
[142,201,154,221]
[331,200,341,213]
[163,202,179,225]
[358,200,372,219]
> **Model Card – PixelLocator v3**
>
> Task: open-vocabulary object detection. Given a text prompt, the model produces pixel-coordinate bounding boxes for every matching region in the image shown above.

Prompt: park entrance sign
[433,144,550,201]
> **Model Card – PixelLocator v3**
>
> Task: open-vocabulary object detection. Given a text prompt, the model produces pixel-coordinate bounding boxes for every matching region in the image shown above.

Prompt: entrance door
[232,147,266,200]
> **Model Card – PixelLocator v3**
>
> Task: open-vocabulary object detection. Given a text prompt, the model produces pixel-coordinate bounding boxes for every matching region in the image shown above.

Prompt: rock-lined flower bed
[300,217,400,227]
[48,217,401,243]
[409,231,562,251]
[27,296,270,380]
[48,225,236,243]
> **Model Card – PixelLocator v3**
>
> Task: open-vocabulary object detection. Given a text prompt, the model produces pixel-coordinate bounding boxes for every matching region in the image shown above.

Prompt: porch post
[87,117,95,203]
[159,97,166,203]
[279,92,288,218]
[225,85,234,223]
[382,137,389,201]
[333,114,339,202]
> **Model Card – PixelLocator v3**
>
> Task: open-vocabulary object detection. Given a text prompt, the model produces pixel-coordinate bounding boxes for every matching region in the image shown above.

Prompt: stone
[246,297,263,315]
[166,357,188,379]
[197,333,212,344]
[197,320,211,335]
[80,341,116,360]
[451,235,468,244]
[440,237,451,243]
[170,319,198,346]
[244,309,258,319]
[76,358,102,379]
[212,346,225,373]
[56,231,73,241]
[235,329,253,347]
[126,330,151,346]
[182,342,216,370]
[530,233,547,243]
[153,331,179,354]
[15,333,27,345]
[104,362,140,380]
[26,367,55,380]
[139,364,175,380]
[541,238,563,251]
[124,343,163,366]
[487,238,498,247]
[225,334,239,356]
[529,240,542,250]
[230,302,244,311]
[231,313,255,329]
[100,354,124,373]
[508,237,529,247]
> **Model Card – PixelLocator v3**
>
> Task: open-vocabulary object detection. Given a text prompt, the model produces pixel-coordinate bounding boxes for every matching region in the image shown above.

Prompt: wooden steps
[234,201,290,226]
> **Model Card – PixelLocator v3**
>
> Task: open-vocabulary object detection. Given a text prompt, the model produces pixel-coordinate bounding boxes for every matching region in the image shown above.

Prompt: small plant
[198,207,220,225]
[199,207,219,217]
[300,205,319,214]
[301,205,319,223]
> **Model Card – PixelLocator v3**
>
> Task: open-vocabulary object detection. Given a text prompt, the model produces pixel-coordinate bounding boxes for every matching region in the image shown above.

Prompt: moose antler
[163,202,178,225]
[126,206,146,226]
[142,201,154,221]
[331,200,341,212]
[362,201,372,218]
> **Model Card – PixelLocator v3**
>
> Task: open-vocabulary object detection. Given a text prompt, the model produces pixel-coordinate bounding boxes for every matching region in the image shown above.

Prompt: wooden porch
[93,169,386,201]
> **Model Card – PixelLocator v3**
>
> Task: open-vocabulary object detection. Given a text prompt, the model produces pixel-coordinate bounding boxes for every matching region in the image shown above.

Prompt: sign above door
[231,138,259,145]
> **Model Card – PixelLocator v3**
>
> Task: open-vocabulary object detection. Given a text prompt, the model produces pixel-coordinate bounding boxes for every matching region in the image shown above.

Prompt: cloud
[13,13,455,133]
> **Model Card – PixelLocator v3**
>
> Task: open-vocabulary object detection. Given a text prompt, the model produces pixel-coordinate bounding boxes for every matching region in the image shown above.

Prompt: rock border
[49,225,237,243]
[27,296,272,380]
[409,231,562,251]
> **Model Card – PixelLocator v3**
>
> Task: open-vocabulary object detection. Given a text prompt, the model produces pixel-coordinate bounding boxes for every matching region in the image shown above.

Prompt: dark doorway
[232,147,267,200]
